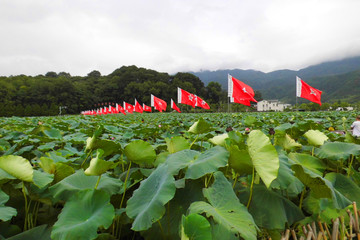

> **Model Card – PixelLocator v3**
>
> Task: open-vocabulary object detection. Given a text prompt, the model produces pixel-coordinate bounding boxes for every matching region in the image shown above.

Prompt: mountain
[190,56,360,103]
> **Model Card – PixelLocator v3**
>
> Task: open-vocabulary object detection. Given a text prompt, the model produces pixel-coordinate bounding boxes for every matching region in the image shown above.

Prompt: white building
[257,100,291,112]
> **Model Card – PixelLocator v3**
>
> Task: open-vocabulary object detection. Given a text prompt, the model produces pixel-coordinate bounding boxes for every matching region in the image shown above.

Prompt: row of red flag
[81,75,322,115]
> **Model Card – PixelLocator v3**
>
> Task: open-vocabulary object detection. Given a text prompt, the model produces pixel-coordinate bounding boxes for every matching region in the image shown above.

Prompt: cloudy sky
[1,0,360,76]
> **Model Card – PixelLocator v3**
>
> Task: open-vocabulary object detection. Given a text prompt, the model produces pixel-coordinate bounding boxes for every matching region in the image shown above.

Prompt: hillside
[191,56,360,103]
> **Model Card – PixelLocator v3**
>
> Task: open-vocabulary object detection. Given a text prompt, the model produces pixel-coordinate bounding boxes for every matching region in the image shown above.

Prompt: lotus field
[1,111,360,240]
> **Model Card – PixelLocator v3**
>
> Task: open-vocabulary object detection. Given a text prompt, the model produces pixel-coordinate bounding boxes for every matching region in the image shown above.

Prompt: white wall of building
[257,100,291,112]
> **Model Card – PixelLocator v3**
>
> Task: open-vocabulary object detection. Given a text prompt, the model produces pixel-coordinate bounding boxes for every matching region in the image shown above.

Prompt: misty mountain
[190,56,360,103]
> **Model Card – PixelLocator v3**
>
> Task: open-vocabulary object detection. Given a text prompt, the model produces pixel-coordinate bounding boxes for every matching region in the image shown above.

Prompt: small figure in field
[351,115,360,137]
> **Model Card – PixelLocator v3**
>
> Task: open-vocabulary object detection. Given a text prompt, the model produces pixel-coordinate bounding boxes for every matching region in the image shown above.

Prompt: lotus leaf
[124,140,156,165]
[315,142,360,161]
[0,155,33,182]
[51,189,114,240]
[181,214,212,240]
[188,117,212,134]
[189,171,257,240]
[0,190,17,221]
[85,149,115,176]
[126,164,176,231]
[209,133,228,146]
[165,136,190,154]
[185,146,229,179]
[304,130,328,146]
[247,130,279,188]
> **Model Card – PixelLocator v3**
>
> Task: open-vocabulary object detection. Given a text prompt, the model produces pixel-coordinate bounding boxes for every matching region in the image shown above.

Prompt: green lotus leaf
[37,142,56,151]
[244,115,257,126]
[209,133,229,147]
[165,149,199,175]
[228,145,253,175]
[247,130,279,188]
[124,140,156,165]
[185,146,229,180]
[188,118,212,134]
[238,185,304,229]
[0,190,17,221]
[32,170,54,189]
[165,136,190,154]
[189,171,257,240]
[49,170,122,201]
[181,214,212,240]
[85,149,115,176]
[51,189,114,240]
[0,155,33,182]
[7,224,51,240]
[291,164,351,209]
[304,130,328,146]
[315,142,360,161]
[270,153,303,195]
[288,153,326,175]
[275,133,302,151]
[53,163,75,183]
[126,164,176,231]
[211,221,239,240]
[44,128,62,139]
[325,172,360,204]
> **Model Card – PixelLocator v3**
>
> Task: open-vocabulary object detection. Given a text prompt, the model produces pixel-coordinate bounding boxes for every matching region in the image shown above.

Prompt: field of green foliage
[1,111,360,240]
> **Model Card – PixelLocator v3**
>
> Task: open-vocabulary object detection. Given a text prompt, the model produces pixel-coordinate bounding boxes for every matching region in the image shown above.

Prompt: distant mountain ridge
[190,56,360,103]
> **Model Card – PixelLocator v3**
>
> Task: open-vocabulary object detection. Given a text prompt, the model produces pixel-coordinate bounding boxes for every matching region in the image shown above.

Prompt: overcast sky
[1,0,360,76]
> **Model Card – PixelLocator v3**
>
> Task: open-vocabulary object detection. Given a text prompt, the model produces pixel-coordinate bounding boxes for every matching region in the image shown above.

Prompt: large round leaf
[228,145,253,175]
[238,185,304,229]
[124,140,156,165]
[0,155,33,182]
[185,146,229,180]
[209,133,229,147]
[189,172,257,240]
[51,189,114,240]
[181,214,212,240]
[85,149,115,176]
[165,149,199,175]
[288,152,326,175]
[247,130,279,188]
[303,130,328,146]
[49,170,122,201]
[188,117,212,134]
[126,164,176,231]
[316,142,360,161]
[165,136,190,154]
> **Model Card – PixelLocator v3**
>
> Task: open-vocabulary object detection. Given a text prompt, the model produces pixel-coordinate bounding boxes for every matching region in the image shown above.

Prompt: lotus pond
[0,111,360,240]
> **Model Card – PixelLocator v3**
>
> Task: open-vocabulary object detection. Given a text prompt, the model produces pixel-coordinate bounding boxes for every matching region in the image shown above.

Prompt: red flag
[123,102,134,114]
[177,87,196,108]
[116,103,126,115]
[143,104,152,112]
[171,99,181,113]
[134,99,143,113]
[151,94,167,112]
[296,76,322,105]
[195,95,210,109]
[228,74,257,105]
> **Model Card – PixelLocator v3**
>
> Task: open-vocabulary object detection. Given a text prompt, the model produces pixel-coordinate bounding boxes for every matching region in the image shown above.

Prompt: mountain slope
[190,56,360,103]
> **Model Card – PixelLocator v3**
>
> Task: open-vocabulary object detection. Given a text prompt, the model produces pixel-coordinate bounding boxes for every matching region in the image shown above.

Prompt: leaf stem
[348,155,355,177]
[158,220,166,240]
[299,188,306,210]
[232,173,239,189]
[22,182,29,231]
[81,150,92,167]
[119,161,132,209]
[94,175,102,189]
[190,135,199,149]
[247,167,255,209]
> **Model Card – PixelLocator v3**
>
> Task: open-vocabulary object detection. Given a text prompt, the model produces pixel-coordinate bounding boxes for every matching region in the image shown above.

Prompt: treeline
[0,66,236,117]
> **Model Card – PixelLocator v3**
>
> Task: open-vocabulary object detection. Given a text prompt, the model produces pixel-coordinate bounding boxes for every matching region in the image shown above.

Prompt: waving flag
[151,94,167,112]
[123,102,134,114]
[143,104,152,112]
[177,87,196,108]
[134,99,143,113]
[171,99,181,113]
[296,76,322,105]
[228,74,257,105]
[116,103,126,115]
[195,95,210,109]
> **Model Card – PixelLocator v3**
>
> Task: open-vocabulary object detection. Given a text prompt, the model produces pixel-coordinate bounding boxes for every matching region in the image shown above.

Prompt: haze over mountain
[190,56,360,103]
